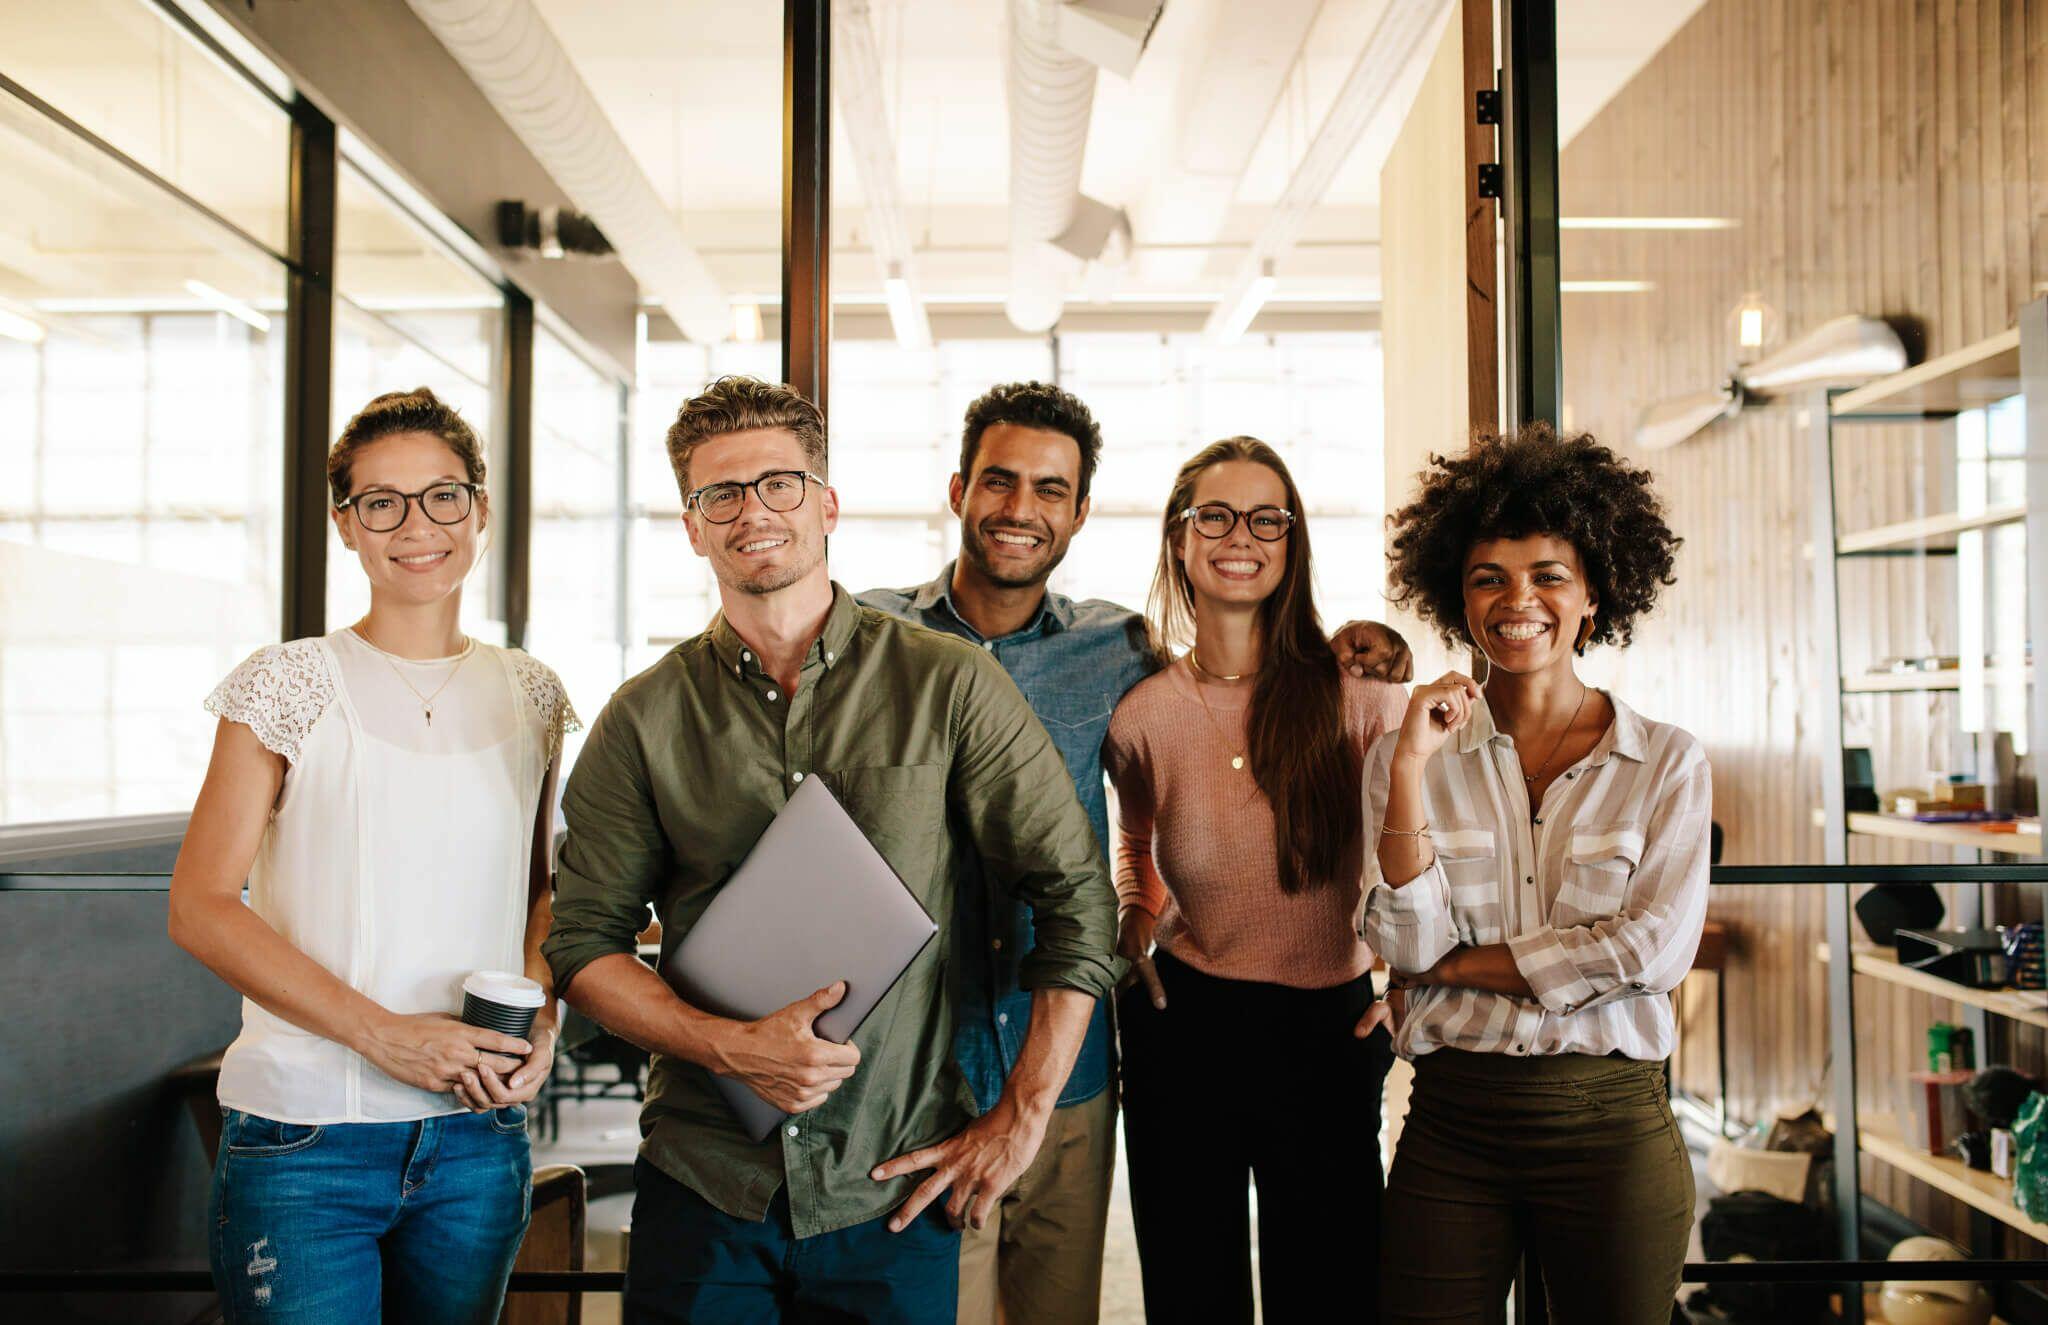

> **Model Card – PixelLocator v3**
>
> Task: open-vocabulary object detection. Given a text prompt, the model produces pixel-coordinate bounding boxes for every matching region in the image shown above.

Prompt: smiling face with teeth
[683,427,838,598]
[331,430,486,608]
[950,423,1091,592]
[1462,533,1599,676]
[1174,459,1289,610]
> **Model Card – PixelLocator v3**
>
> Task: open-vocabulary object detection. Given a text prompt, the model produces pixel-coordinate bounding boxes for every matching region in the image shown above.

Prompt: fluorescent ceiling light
[185,280,272,332]
[0,307,45,344]
[1213,260,1278,342]
[1558,217,1738,231]
[882,264,929,352]
[1561,280,1656,294]
[731,302,764,343]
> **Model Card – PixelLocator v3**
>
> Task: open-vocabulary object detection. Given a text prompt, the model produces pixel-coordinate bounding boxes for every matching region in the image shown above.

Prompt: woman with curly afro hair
[1360,424,1711,1324]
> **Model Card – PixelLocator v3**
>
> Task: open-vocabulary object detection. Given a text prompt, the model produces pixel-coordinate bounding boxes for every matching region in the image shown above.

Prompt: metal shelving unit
[1811,299,2048,1303]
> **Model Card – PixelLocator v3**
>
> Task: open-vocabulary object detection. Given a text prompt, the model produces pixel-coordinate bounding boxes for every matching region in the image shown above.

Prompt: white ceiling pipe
[834,0,931,351]
[1005,0,1098,332]
[404,0,730,344]
[1201,0,1449,341]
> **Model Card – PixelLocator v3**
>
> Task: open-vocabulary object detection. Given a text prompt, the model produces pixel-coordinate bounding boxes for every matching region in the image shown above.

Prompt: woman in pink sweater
[1103,436,1406,1324]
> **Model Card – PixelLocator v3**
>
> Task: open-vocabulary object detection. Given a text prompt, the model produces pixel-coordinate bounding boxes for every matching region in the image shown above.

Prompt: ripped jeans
[207,1106,532,1324]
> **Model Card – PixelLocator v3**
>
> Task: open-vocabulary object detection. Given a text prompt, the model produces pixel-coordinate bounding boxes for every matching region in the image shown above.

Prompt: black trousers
[1118,950,1395,1325]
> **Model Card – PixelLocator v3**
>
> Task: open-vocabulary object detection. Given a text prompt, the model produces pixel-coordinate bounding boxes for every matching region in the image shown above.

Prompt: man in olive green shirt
[542,375,1120,1324]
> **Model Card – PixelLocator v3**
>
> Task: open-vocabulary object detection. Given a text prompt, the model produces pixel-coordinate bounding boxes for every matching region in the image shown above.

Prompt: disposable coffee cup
[461,970,546,1040]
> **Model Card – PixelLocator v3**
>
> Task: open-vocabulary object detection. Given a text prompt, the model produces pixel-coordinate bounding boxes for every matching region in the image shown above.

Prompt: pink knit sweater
[1103,660,1407,988]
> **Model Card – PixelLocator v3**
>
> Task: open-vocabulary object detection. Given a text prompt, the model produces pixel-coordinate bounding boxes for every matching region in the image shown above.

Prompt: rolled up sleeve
[1357,733,1459,973]
[949,651,1124,1001]
[542,702,669,993]
[1509,754,1712,1016]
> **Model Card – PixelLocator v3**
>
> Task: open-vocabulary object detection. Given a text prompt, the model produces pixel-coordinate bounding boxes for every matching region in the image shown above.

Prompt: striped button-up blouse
[1358,691,1712,1061]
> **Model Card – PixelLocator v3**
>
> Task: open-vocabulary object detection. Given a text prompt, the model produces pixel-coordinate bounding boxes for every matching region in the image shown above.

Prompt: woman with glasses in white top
[170,387,576,1324]
[1361,424,1709,1324]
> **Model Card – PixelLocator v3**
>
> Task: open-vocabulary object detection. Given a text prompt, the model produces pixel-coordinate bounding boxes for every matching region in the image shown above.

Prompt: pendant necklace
[356,624,473,727]
[1186,651,1250,771]
[1520,683,1589,785]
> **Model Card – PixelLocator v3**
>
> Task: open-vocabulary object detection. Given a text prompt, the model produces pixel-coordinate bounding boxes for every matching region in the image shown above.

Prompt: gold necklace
[1186,648,1252,684]
[1517,683,1589,786]
[355,624,473,726]
[1186,658,1247,771]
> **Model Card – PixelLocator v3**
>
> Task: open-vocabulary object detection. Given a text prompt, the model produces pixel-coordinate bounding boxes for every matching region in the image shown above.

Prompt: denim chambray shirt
[860,566,1160,1112]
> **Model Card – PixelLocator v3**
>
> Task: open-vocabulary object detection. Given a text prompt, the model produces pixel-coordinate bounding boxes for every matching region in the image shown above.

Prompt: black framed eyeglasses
[686,470,823,525]
[1180,502,1295,542]
[336,481,482,533]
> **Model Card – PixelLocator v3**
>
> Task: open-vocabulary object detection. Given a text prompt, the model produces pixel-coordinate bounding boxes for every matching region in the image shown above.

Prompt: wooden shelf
[1832,326,2023,417]
[1835,504,2027,554]
[1842,666,2033,692]
[1858,1114,2048,1241]
[1818,941,2048,1030]
[1848,812,2044,854]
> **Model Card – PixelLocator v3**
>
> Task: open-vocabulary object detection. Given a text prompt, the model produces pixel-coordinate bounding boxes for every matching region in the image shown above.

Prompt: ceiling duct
[404,0,729,343]
[1057,0,1166,79]
[835,0,931,350]
[1005,0,1097,332]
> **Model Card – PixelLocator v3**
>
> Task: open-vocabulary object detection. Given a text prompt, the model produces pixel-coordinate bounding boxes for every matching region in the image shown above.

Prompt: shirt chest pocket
[1553,825,1646,926]
[823,764,949,911]
[1434,826,1503,946]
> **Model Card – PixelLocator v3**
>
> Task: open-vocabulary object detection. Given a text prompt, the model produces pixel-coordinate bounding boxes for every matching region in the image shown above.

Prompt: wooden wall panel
[1381,0,1496,680]
[1558,0,2046,1243]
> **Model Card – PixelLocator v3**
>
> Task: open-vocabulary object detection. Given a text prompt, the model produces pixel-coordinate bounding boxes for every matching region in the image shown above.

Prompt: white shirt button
[786,1124,799,1137]
[766,690,779,702]
[983,641,994,651]
[742,650,753,662]
[791,771,805,783]
[997,1013,1009,1026]
[825,651,835,663]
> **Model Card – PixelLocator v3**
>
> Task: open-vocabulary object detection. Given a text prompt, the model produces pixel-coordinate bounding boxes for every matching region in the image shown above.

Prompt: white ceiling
[531,0,1710,310]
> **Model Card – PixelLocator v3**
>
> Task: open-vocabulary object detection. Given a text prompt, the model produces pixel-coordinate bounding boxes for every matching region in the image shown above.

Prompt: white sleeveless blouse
[203,629,577,1124]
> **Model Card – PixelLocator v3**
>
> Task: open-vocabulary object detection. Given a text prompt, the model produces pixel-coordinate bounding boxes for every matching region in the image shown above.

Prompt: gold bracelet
[1379,821,1430,838]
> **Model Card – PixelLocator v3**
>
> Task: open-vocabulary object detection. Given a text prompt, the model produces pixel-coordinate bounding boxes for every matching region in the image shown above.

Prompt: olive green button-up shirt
[543,584,1121,1238]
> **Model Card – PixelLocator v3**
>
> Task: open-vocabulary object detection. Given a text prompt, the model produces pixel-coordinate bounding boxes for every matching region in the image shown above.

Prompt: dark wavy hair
[1387,423,1680,650]
[959,381,1104,504]
[1148,437,1359,895]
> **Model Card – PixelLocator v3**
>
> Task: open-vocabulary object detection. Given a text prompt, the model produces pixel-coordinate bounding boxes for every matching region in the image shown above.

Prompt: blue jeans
[208,1106,533,1324]
[624,1158,960,1324]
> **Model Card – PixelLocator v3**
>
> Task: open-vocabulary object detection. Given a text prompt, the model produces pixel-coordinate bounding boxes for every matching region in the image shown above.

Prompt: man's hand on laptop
[713,980,862,1113]
[869,1095,1047,1234]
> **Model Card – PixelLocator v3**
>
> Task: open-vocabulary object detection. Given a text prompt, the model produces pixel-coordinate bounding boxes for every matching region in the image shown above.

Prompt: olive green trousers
[1381,1049,1695,1325]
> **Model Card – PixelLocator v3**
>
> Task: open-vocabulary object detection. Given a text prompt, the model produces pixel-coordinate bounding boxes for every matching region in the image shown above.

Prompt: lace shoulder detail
[504,648,581,764]
[203,640,336,765]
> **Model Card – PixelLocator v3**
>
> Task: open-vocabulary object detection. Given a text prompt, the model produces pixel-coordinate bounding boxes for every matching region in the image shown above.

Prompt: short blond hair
[664,375,827,497]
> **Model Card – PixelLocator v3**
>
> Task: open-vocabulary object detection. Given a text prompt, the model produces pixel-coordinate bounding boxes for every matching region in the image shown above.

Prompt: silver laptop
[661,774,939,1141]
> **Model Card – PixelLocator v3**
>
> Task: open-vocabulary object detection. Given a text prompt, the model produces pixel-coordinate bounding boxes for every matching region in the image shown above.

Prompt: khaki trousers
[955,1086,1116,1325]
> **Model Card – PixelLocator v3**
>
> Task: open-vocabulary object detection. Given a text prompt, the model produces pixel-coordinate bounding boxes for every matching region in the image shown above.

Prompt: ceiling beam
[832,0,931,350]
[1202,0,1449,340]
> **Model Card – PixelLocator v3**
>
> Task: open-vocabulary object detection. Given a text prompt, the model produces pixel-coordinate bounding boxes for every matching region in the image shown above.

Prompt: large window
[0,21,288,824]
[327,155,507,641]
[528,323,628,741]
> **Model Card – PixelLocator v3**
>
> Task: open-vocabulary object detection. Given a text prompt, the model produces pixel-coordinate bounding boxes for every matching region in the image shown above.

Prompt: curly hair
[959,381,1104,504]
[1386,423,1680,650]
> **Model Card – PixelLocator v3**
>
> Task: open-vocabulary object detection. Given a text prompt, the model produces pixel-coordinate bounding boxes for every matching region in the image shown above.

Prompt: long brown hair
[1146,437,1361,894]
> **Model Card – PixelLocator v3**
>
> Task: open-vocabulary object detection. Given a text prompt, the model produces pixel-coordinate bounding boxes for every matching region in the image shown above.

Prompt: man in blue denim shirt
[860,382,1411,1325]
